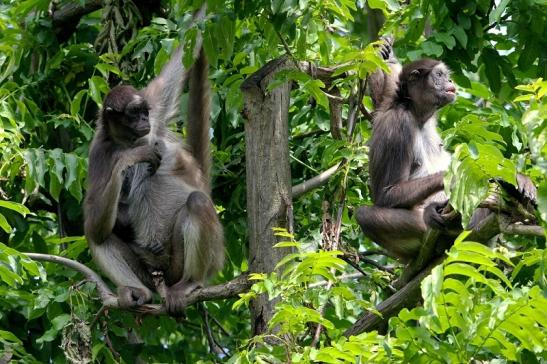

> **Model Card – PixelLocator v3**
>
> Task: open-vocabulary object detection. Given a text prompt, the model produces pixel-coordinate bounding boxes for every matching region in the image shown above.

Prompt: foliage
[230,234,547,363]
[0,0,545,362]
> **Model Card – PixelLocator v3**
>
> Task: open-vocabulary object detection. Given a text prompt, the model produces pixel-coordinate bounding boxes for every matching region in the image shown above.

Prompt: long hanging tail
[186,48,212,193]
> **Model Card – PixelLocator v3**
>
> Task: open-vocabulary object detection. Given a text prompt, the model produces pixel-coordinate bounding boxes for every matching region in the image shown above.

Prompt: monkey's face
[405,61,456,110]
[427,63,456,107]
[103,93,150,144]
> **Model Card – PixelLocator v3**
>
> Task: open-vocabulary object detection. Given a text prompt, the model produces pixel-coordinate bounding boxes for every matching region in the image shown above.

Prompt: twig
[199,304,228,356]
[291,129,329,140]
[357,255,394,274]
[208,312,231,336]
[359,249,396,259]
[274,27,303,72]
[341,255,369,277]
[308,273,363,288]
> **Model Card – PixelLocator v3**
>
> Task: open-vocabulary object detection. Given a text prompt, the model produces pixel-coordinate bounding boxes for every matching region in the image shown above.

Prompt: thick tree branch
[50,0,102,38]
[24,253,251,315]
[500,223,544,237]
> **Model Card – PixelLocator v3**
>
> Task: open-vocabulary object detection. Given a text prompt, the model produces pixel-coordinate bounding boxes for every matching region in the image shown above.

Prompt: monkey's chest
[410,127,451,179]
[411,125,451,208]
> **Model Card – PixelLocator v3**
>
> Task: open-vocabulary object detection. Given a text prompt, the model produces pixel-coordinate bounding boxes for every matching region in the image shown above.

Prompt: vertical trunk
[241,56,293,335]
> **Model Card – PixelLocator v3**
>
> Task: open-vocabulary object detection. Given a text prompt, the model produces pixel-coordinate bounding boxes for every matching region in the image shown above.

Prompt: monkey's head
[101,85,150,144]
[398,59,456,111]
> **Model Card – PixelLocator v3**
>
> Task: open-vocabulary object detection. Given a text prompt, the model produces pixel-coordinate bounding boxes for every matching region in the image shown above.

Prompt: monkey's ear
[409,69,421,81]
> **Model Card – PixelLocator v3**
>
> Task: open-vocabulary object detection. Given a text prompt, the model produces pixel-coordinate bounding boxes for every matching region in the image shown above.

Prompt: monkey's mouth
[445,85,456,95]
[134,126,151,135]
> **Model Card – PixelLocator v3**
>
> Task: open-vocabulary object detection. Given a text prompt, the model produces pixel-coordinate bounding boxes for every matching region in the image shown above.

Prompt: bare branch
[500,223,544,237]
[298,62,352,83]
[25,253,117,304]
[308,273,363,288]
[292,162,342,198]
[24,253,252,315]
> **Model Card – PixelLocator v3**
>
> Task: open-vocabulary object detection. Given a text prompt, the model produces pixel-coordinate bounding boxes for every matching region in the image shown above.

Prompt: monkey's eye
[126,107,148,118]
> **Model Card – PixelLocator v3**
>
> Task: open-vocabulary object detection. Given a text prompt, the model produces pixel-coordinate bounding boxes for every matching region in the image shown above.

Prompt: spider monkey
[84,11,224,314]
[356,39,536,263]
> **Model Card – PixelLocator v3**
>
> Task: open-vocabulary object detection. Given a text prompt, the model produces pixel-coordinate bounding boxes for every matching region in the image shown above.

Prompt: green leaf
[64,154,83,202]
[489,0,510,24]
[0,265,22,287]
[0,330,22,344]
[452,26,468,47]
[88,76,109,106]
[434,33,456,50]
[537,180,547,223]
[422,41,444,57]
[70,90,87,116]
[0,201,30,216]
[0,214,11,233]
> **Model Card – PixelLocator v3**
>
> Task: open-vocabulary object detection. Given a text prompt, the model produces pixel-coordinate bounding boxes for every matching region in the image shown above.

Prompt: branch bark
[24,253,251,315]
[50,0,102,39]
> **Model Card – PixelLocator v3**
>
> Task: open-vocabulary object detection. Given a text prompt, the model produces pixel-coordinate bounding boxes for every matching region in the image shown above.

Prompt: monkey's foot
[165,281,202,316]
[117,286,153,309]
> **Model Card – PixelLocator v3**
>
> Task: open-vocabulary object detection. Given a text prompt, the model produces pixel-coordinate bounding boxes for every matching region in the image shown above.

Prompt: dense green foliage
[0,0,545,362]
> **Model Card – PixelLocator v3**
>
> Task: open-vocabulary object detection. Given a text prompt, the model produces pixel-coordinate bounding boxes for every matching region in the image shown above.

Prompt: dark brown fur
[84,46,224,314]
[357,43,536,263]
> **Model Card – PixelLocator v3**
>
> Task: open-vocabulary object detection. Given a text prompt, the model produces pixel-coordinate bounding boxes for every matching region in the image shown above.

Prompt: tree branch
[292,162,342,198]
[500,223,544,237]
[24,253,252,315]
[50,0,102,39]
[344,256,444,336]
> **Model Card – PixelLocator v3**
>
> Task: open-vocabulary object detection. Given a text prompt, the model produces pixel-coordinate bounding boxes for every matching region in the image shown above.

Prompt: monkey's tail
[180,191,224,283]
[187,48,212,193]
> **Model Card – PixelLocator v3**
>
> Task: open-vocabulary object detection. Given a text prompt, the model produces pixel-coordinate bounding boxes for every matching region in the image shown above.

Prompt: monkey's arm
[369,111,444,208]
[84,144,158,244]
[379,173,444,208]
[369,36,402,109]
[142,7,206,126]
[84,155,126,244]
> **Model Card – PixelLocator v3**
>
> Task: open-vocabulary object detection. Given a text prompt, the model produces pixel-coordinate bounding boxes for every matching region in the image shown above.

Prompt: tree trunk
[241,56,293,335]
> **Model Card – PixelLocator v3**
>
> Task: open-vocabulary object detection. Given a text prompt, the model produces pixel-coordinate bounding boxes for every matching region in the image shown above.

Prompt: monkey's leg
[356,205,427,263]
[164,191,224,315]
[89,235,155,308]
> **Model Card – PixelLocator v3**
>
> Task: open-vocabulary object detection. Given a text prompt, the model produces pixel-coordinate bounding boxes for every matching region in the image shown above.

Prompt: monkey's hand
[516,173,537,204]
[144,140,166,175]
[424,200,461,232]
[495,174,537,206]
[378,35,395,62]
[117,286,152,308]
